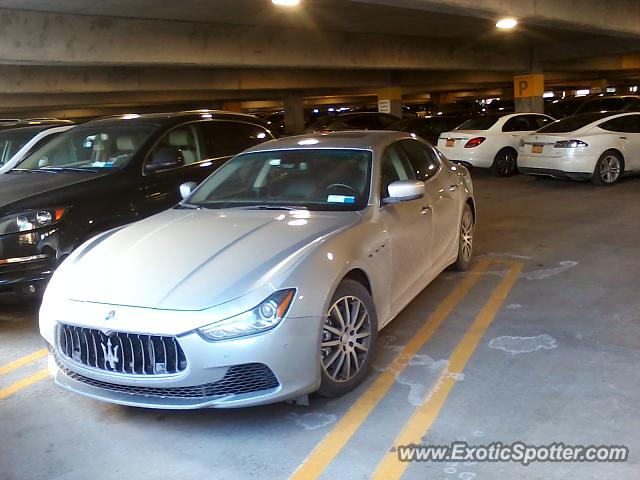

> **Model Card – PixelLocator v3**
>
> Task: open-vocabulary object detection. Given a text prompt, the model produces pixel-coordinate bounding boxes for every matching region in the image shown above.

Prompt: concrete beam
[0,65,516,95]
[0,8,528,71]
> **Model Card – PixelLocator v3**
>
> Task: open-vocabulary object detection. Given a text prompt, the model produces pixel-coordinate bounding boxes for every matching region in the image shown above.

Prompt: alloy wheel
[599,155,621,184]
[321,296,372,383]
[460,208,474,262]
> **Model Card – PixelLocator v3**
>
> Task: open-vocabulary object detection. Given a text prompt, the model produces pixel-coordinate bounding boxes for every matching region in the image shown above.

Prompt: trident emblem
[101,338,120,370]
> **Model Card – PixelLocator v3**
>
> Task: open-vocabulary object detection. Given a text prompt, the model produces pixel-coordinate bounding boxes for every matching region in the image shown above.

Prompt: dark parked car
[306,112,400,133]
[387,115,469,145]
[573,95,640,115]
[0,111,274,295]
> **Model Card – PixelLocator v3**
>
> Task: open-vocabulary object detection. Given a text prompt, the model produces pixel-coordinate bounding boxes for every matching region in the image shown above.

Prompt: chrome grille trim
[57,324,187,375]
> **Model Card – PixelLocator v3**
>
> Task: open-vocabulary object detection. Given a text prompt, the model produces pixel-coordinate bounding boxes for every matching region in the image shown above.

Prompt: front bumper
[0,226,63,291]
[45,312,324,409]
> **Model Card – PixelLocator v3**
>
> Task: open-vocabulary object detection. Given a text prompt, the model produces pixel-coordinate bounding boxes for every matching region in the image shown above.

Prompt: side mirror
[180,181,198,200]
[145,147,185,173]
[384,180,425,203]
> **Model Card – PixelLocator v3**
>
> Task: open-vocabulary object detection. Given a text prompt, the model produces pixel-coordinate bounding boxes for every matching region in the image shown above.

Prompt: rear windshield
[537,112,614,133]
[457,115,501,131]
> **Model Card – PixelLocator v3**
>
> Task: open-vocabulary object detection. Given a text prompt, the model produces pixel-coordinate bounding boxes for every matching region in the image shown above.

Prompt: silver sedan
[39,131,476,409]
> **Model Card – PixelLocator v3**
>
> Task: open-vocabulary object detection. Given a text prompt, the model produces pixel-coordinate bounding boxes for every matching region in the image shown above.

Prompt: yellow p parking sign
[514,74,545,98]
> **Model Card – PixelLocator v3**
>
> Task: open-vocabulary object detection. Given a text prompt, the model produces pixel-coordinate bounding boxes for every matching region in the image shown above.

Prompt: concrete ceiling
[0,0,637,116]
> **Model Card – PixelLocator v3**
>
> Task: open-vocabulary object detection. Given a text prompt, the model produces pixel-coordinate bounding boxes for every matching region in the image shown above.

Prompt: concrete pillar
[514,73,545,113]
[377,87,403,118]
[283,95,305,135]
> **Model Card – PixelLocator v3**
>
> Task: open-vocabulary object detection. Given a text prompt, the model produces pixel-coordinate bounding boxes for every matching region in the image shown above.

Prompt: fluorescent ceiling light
[496,18,518,29]
[272,0,300,6]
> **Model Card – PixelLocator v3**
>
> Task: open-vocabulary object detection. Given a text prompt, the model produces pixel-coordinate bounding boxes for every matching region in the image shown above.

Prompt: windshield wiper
[240,205,302,211]
[41,167,101,173]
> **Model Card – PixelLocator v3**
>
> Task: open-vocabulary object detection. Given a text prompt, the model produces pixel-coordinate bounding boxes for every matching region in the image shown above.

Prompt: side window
[629,115,640,133]
[399,139,441,181]
[151,123,204,166]
[201,121,271,158]
[532,115,553,129]
[600,116,637,133]
[380,143,415,203]
[502,115,533,132]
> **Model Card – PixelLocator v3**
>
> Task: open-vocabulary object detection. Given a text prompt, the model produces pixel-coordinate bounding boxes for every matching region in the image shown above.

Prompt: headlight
[198,289,296,341]
[0,208,65,235]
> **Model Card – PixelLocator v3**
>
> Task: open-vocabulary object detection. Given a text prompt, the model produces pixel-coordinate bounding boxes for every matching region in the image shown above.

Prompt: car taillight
[464,137,486,148]
[554,140,589,148]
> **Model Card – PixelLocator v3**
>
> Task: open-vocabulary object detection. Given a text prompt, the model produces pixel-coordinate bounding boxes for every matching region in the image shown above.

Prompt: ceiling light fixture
[496,18,518,29]
[272,0,300,6]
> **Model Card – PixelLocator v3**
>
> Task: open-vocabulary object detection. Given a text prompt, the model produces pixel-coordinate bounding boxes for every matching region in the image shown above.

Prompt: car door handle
[421,205,433,215]
[619,136,628,140]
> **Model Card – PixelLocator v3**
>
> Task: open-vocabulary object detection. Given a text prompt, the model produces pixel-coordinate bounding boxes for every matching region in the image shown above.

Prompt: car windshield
[0,127,45,166]
[17,124,155,171]
[457,115,501,130]
[188,149,372,211]
[537,112,614,133]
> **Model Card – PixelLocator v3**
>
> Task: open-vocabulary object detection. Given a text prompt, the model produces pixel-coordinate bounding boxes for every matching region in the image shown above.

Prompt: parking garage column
[377,87,403,118]
[514,73,545,113]
[284,95,306,135]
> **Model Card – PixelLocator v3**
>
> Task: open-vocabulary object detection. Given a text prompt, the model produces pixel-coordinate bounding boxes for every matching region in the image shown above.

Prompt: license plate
[531,144,544,154]
[446,139,455,147]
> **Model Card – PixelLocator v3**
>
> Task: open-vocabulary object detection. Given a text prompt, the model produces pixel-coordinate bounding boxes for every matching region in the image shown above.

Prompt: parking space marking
[372,261,524,479]
[0,348,47,376]
[0,368,49,400]
[290,258,492,480]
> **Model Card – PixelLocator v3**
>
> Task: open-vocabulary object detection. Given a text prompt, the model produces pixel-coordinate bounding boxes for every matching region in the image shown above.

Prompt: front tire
[452,203,475,271]
[491,148,518,177]
[592,150,623,186]
[318,279,378,398]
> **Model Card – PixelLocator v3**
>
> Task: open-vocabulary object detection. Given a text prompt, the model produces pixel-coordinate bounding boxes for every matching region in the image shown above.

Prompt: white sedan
[519,112,640,185]
[0,124,74,174]
[437,113,555,176]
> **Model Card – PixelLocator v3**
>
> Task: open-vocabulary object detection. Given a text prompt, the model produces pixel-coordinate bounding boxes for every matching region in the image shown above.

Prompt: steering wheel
[324,183,359,199]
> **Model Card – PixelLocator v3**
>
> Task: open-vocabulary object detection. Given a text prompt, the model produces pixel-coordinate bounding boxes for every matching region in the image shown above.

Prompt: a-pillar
[284,95,305,135]
[377,87,403,119]
[514,73,545,113]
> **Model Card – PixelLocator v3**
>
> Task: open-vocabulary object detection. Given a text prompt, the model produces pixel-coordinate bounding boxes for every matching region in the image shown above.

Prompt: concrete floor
[1,171,639,479]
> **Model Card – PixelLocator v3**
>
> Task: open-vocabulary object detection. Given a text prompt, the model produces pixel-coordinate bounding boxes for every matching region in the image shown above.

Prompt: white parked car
[437,113,555,176]
[39,131,476,409]
[519,112,640,185]
[0,124,74,174]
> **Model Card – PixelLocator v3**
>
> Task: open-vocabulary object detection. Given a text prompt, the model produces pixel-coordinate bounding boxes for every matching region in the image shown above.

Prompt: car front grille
[59,362,280,399]
[58,324,187,375]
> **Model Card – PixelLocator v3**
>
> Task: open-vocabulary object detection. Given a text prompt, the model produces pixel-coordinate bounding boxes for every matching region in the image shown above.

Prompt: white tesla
[437,113,555,176]
[519,112,640,185]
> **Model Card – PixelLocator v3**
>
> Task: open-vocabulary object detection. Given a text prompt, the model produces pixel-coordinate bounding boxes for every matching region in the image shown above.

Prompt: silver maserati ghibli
[39,131,476,409]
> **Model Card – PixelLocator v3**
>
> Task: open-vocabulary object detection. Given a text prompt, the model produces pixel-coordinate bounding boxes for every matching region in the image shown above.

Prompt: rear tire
[452,203,475,271]
[318,279,378,398]
[491,148,518,177]
[591,150,623,186]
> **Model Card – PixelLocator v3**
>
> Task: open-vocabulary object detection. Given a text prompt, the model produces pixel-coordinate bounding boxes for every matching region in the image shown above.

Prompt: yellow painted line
[371,261,524,480]
[0,348,48,376]
[290,258,492,480]
[0,368,49,400]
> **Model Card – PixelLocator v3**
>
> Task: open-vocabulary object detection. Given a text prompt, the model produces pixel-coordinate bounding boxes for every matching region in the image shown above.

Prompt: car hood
[0,170,106,211]
[62,207,360,311]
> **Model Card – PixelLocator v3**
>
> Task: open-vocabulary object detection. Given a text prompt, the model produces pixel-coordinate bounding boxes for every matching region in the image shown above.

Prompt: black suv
[0,111,274,295]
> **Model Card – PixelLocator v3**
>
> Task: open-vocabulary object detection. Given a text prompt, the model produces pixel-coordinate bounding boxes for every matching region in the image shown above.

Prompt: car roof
[244,130,415,152]
[86,110,266,128]
[0,119,74,130]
